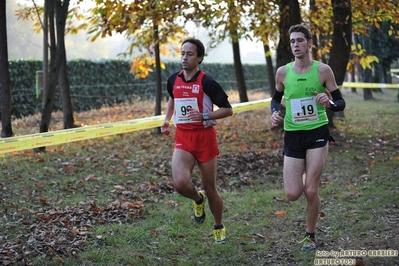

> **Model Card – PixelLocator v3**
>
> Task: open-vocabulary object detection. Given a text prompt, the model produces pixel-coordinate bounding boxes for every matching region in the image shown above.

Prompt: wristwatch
[202,112,209,121]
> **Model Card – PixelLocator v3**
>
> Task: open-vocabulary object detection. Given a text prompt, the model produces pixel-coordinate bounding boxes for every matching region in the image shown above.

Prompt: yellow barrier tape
[0,99,271,154]
[342,82,399,89]
[231,98,271,113]
[4,80,399,155]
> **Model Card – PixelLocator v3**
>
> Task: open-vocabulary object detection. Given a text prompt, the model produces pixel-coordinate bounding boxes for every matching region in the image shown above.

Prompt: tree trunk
[39,0,72,139]
[360,34,374,100]
[363,68,373,100]
[263,42,275,96]
[328,0,352,127]
[329,0,352,86]
[274,0,300,128]
[153,23,162,134]
[55,0,75,129]
[42,0,49,109]
[59,53,76,128]
[309,0,320,61]
[350,67,356,93]
[0,0,14,138]
[276,0,301,69]
[232,40,248,102]
[352,33,363,93]
[39,0,56,137]
[382,61,392,84]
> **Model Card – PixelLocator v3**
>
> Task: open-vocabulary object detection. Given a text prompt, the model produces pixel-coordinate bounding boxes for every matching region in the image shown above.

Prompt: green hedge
[2,59,269,118]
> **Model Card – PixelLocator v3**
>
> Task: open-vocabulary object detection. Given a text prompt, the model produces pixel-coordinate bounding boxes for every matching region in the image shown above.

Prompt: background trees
[88,0,187,133]
[315,0,399,100]
[1,0,399,140]
[17,0,83,142]
[0,0,14,138]
[191,0,254,102]
[40,0,76,136]
[249,0,280,96]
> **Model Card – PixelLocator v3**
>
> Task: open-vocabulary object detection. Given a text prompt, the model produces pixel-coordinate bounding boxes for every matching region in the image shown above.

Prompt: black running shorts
[283,125,330,159]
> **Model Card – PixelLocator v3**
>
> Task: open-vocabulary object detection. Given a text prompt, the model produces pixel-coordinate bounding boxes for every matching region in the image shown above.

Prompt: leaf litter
[1,96,399,265]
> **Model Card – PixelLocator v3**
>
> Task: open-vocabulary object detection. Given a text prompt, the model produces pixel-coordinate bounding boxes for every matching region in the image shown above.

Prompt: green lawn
[1,88,398,265]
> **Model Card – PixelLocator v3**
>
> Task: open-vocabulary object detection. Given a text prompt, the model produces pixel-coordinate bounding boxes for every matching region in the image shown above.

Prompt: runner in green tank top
[284,60,329,131]
[270,24,346,251]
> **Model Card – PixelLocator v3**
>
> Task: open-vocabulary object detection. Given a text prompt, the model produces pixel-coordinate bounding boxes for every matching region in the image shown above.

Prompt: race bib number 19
[291,96,319,124]
[174,98,200,124]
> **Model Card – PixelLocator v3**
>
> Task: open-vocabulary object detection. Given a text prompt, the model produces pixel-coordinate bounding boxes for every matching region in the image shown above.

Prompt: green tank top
[284,61,328,131]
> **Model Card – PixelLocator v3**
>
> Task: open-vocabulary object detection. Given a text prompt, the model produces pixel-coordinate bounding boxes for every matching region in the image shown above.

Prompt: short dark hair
[182,38,205,64]
[288,24,312,40]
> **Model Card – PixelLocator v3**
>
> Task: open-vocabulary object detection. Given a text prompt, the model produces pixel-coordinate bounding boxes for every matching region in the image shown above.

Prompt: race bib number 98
[290,96,319,124]
[174,98,200,124]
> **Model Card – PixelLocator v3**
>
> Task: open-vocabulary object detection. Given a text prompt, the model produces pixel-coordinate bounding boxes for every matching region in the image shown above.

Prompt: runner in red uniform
[161,38,233,244]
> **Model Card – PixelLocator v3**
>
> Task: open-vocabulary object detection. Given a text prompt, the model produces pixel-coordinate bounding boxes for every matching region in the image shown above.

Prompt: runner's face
[290,32,311,59]
[181,43,202,71]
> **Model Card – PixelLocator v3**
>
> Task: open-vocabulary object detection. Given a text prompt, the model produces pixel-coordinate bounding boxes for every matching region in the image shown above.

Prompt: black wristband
[271,89,284,113]
[271,98,281,113]
[329,89,346,112]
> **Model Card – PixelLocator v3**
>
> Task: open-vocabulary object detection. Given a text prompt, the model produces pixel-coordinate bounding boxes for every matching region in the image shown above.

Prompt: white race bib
[290,96,319,124]
[174,98,200,124]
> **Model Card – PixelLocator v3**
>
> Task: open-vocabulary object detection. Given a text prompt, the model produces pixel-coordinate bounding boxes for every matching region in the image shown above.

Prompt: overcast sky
[7,0,266,64]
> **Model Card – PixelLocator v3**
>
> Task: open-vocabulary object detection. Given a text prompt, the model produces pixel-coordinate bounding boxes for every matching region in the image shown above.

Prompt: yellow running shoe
[193,190,206,224]
[213,226,226,244]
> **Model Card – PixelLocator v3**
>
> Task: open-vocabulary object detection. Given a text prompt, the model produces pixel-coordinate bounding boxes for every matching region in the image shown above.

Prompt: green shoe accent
[299,235,316,251]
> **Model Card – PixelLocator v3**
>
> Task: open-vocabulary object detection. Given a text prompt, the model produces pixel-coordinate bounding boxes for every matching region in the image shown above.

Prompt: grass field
[1,88,398,265]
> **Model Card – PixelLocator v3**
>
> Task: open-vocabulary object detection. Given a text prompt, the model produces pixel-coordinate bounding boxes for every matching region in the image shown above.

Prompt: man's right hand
[271,111,283,127]
[161,121,170,135]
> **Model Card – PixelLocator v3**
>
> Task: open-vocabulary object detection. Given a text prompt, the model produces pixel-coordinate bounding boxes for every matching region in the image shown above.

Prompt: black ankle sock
[214,224,224,230]
[306,232,315,239]
[195,193,203,205]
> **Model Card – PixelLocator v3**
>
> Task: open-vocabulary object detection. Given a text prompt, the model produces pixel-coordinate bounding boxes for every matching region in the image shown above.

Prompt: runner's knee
[172,176,190,192]
[285,190,302,201]
[304,188,319,202]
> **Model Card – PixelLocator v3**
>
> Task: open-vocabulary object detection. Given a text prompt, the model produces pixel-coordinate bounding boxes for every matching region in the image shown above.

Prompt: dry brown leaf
[35,182,46,188]
[165,200,179,206]
[55,257,64,263]
[274,210,286,217]
[150,230,158,237]
[62,217,70,227]
[91,203,101,213]
[141,159,148,168]
[63,165,74,174]
[85,175,97,181]
[24,152,35,157]
[37,197,48,205]
[36,213,52,221]
[120,202,130,209]
[71,229,79,235]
